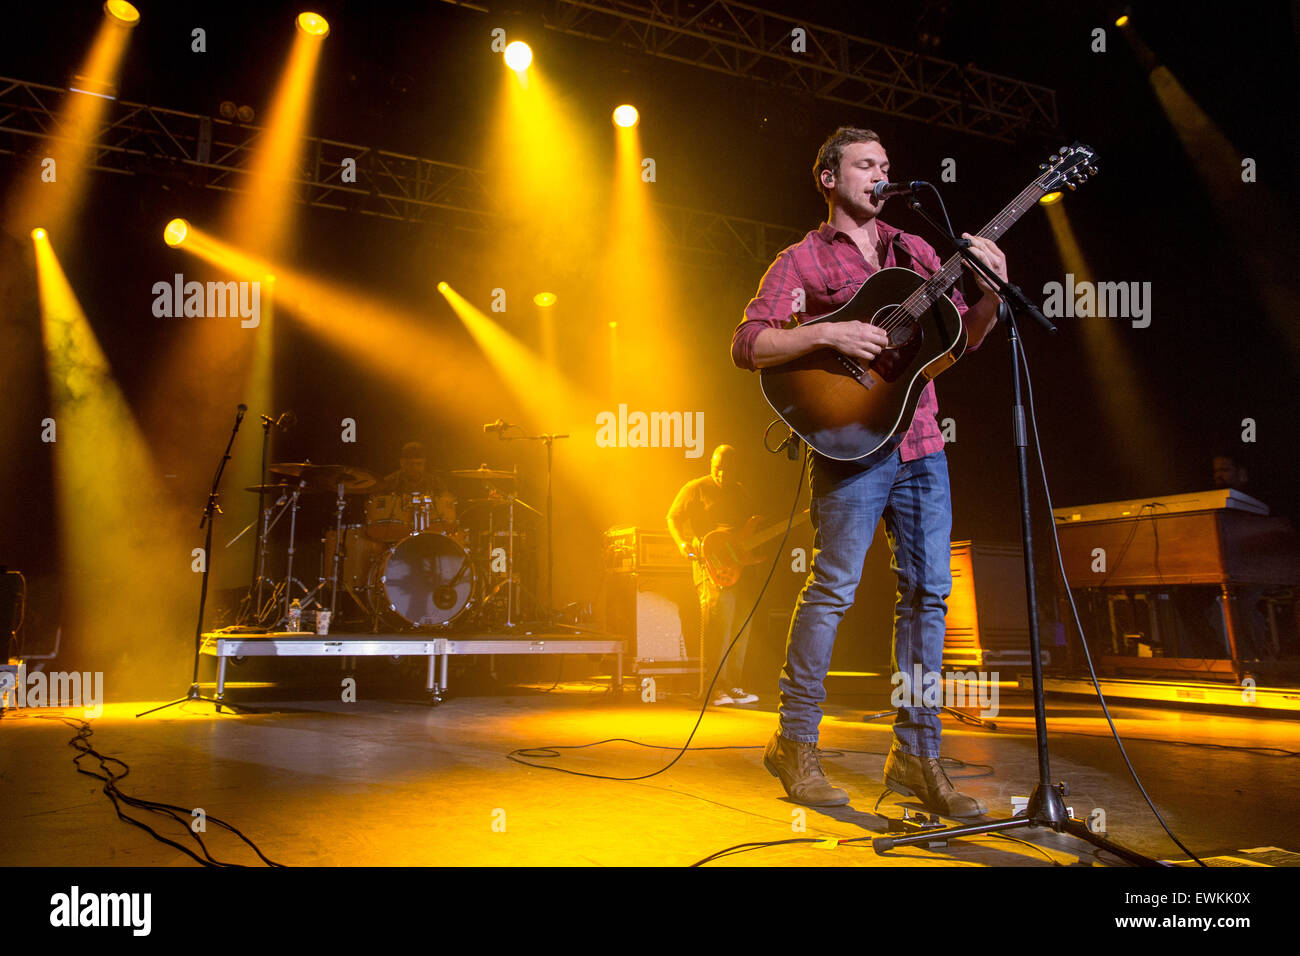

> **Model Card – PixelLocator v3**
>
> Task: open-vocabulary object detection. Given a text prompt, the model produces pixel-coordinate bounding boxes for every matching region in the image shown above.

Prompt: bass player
[666,444,761,707]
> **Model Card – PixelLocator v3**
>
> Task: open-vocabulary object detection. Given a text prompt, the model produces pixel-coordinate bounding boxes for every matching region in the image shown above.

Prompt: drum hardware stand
[229,487,292,627]
[869,187,1163,865]
[326,480,347,618]
[497,427,568,622]
[251,412,274,619]
[277,479,317,627]
[140,404,249,717]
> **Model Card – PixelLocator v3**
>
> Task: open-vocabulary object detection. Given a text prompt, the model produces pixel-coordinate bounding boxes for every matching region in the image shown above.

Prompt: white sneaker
[729,688,759,704]
[710,692,735,706]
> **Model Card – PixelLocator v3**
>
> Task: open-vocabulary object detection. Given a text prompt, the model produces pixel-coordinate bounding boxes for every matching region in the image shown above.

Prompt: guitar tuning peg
[1039,163,1047,170]
[1087,166,1098,175]
[1059,147,1068,154]
[1066,182,1077,190]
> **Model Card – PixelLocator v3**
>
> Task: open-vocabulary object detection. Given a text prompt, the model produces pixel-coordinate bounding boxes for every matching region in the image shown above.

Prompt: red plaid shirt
[733,219,978,461]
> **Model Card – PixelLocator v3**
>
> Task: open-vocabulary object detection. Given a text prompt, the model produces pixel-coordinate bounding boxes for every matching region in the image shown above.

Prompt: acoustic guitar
[758,143,1097,462]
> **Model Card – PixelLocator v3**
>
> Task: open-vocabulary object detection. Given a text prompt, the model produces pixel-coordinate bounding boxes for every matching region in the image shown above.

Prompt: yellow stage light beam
[1123,25,1300,365]
[167,223,502,425]
[4,8,138,240]
[226,13,328,256]
[612,104,639,128]
[602,116,685,405]
[439,282,592,427]
[152,17,329,582]
[488,56,601,278]
[32,230,195,690]
[1043,201,1175,489]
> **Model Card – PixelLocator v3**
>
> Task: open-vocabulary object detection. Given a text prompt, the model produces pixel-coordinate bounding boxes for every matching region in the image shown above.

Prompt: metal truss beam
[441,0,1059,142]
[0,76,803,264]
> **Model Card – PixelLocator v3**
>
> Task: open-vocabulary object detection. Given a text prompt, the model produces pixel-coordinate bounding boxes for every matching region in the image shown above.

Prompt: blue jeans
[778,449,953,758]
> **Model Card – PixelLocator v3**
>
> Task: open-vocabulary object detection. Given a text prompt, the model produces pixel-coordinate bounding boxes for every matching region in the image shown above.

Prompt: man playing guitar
[732,127,1007,814]
[667,444,761,706]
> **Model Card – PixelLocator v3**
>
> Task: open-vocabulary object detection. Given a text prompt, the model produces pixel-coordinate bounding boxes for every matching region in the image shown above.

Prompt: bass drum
[371,531,477,628]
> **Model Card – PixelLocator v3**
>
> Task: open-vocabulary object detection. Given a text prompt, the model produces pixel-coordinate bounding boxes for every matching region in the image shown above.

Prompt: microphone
[872,180,929,199]
[236,404,248,421]
[482,419,508,434]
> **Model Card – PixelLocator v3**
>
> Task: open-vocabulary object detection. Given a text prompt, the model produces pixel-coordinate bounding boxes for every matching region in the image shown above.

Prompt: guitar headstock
[1037,142,1098,194]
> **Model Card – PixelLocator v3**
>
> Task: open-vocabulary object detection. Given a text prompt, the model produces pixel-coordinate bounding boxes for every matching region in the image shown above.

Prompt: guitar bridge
[835,353,873,389]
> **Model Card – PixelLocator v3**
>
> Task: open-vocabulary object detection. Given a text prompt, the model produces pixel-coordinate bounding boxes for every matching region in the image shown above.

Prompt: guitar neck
[745,509,811,549]
[902,181,1048,316]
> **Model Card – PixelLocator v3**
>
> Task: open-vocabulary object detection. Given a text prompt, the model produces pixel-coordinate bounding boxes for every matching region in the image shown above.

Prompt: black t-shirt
[666,476,755,541]
[380,469,448,497]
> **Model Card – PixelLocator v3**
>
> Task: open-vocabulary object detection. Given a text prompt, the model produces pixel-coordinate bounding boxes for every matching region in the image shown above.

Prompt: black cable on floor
[506,449,810,781]
[30,713,284,867]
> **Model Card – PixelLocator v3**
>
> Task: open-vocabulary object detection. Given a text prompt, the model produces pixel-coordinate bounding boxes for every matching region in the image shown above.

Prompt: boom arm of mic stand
[905,196,1057,335]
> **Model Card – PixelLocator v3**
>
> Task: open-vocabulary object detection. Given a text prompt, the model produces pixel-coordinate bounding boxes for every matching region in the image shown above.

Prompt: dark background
[2,0,1297,691]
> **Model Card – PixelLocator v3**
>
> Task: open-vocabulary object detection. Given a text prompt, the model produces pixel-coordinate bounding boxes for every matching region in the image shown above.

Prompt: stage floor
[3,685,1298,867]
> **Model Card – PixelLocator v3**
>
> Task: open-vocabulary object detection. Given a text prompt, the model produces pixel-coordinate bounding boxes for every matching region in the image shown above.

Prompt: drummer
[379,442,448,497]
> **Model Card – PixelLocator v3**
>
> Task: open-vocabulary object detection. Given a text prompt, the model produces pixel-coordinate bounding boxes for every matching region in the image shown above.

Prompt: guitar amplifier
[602,526,691,573]
[944,541,1047,668]
[601,569,700,670]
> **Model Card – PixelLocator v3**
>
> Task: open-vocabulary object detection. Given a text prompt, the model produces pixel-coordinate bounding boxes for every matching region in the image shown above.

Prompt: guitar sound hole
[887,318,917,348]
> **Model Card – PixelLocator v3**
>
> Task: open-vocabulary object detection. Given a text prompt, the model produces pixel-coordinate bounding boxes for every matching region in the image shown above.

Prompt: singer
[732,126,1007,814]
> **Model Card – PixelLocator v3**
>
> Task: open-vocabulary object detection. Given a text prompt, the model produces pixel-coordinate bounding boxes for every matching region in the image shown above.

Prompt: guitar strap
[888,232,914,272]
[892,231,966,301]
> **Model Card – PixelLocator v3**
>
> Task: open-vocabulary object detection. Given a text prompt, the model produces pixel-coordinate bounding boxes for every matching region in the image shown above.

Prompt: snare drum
[370,531,477,628]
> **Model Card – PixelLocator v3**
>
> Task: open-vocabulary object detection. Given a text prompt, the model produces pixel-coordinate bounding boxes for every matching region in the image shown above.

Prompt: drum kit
[238,462,539,632]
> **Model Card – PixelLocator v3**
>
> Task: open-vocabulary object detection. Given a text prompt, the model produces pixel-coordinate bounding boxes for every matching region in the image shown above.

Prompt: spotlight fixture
[608,321,617,329]
[31,228,47,241]
[612,105,639,128]
[103,0,140,27]
[533,292,557,307]
[504,41,533,71]
[68,75,118,100]
[296,12,330,37]
[437,281,450,293]
[236,104,255,123]
[219,100,237,119]
[1038,191,1063,205]
[163,218,190,247]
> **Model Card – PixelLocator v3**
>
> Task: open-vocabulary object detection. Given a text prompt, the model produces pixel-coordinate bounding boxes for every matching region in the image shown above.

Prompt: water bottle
[288,599,302,632]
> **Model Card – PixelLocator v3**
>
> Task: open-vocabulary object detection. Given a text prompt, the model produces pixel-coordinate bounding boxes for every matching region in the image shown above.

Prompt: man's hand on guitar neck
[680,536,703,561]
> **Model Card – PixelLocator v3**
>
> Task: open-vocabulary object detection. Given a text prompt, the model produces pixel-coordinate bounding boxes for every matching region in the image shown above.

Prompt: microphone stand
[139,405,249,717]
[871,193,1163,865]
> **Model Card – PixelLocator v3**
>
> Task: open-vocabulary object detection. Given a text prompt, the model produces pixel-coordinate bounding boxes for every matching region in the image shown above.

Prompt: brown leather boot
[763,732,850,807]
[883,746,987,818]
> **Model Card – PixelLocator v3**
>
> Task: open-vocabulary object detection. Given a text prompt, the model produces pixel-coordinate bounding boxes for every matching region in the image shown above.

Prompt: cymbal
[244,483,307,495]
[448,465,517,481]
[269,462,379,493]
